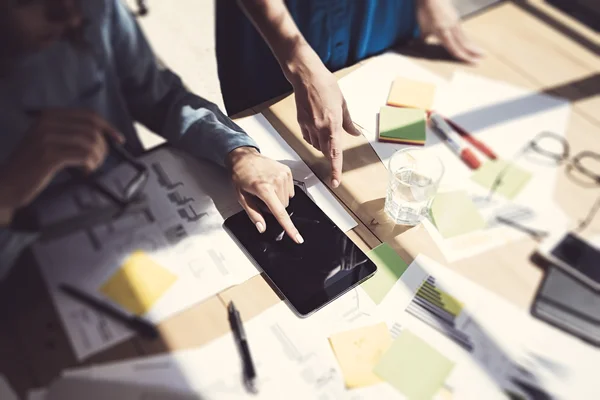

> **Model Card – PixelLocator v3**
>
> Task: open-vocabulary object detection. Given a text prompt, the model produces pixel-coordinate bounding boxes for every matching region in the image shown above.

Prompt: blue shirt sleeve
[107,0,259,166]
[0,228,38,281]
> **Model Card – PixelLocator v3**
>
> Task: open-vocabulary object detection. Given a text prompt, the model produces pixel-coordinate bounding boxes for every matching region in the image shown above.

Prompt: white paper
[338,53,572,262]
[0,375,18,400]
[33,149,259,360]
[27,389,48,400]
[52,254,599,399]
[346,383,405,400]
[376,255,600,399]
[235,114,357,233]
[339,53,447,167]
[58,302,347,400]
[46,377,202,400]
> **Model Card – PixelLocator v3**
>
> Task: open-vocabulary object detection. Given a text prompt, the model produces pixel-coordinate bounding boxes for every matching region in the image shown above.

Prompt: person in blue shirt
[0,0,302,278]
[217,0,484,188]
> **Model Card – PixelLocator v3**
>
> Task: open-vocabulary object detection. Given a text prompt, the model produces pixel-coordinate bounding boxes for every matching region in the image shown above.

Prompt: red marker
[426,110,497,160]
[444,118,497,160]
[429,112,481,170]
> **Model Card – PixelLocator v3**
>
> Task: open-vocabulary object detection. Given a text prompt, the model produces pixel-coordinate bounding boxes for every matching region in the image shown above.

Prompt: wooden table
[1,1,598,398]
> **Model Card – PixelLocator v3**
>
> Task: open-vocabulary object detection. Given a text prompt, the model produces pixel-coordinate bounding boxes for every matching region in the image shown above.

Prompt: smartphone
[536,231,600,290]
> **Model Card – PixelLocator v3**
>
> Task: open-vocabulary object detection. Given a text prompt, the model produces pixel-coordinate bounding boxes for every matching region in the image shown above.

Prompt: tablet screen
[224,188,376,316]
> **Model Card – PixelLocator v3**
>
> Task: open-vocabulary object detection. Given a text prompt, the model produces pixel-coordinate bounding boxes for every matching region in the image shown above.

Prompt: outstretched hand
[288,54,362,188]
[417,0,485,64]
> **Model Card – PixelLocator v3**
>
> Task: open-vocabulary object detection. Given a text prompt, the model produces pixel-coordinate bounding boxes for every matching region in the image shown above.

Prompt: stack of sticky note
[387,77,437,110]
[377,77,437,146]
[378,106,427,145]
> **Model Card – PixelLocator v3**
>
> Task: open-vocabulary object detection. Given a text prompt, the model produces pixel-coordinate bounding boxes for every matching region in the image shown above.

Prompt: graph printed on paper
[406,276,474,351]
[405,273,553,400]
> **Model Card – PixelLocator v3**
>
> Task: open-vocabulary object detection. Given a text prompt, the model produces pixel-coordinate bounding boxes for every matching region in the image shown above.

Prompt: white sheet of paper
[346,383,405,400]
[27,389,48,400]
[46,378,202,400]
[338,53,448,170]
[59,302,347,400]
[376,254,600,399]
[33,149,259,360]
[339,53,572,262]
[423,71,572,261]
[0,375,18,400]
[55,254,599,399]
[235,114,357,232]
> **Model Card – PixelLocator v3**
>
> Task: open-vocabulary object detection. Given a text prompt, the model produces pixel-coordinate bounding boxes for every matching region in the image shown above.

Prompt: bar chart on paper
[406,276,474,351]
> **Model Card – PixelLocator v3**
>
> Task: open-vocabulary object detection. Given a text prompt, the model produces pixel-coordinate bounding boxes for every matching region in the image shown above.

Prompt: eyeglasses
[489,131,600,238]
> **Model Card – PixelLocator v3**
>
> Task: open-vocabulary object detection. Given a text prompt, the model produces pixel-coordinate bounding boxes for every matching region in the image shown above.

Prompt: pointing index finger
[327,132,343,188]
[259,189,303,244]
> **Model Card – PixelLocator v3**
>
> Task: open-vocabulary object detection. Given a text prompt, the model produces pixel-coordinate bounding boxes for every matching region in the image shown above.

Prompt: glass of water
[385,148,444,225]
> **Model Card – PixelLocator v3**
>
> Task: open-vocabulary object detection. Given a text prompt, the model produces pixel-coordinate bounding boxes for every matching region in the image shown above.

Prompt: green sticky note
[362,243,409,304]
[378,106,426,145]
[471,159,532,199]
[373,330,455,400]
[430,191,487,239]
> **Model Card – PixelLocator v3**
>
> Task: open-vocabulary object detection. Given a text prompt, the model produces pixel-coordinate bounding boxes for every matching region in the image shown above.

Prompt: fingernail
[332,179,340,188]
[295,233,304,244]
[256,222,265,233]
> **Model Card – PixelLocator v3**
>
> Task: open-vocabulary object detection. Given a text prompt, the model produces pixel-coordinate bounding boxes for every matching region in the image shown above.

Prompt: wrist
[226,146,259,170]
[278,39,322,88]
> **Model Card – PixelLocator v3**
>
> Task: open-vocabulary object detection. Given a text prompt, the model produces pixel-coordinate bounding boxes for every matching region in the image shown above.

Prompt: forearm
[108,0,258,166]
[236,0,322,84]
[164,87,260,167]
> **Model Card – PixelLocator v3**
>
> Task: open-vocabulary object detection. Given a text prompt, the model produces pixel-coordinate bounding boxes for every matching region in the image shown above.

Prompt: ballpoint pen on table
[429,112,481,170]
[228,301,258,394]
[59,284,159,339]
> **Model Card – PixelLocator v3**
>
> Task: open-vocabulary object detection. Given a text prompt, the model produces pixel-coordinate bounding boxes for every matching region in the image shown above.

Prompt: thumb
[238,191,267,233]
[342,99,362,137]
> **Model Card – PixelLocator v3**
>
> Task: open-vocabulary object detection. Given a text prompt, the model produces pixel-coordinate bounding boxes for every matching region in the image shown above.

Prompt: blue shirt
[0,0,258,277]
[216,0,419,115]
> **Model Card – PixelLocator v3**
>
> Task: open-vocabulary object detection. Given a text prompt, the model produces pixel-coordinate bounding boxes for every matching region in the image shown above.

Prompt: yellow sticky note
[328,323,393,389]
[471,159,532,200]
[387,77,437,110]
[431,191,487,239]
[100,251,177,315]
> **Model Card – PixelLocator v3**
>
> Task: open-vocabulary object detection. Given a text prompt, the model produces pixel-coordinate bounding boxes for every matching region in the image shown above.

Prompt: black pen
[59,284,159,340]
[228,301,257,394]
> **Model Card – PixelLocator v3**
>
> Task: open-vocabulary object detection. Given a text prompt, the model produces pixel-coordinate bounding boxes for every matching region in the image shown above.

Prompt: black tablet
[224,188,376,317]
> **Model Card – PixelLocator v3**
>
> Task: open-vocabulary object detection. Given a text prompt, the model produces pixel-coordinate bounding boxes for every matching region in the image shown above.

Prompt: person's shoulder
[80,0,125,24]
[80,0,110,23]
